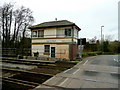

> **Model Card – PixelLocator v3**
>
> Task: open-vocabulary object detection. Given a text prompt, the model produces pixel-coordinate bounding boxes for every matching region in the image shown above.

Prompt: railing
[2,48,31,57]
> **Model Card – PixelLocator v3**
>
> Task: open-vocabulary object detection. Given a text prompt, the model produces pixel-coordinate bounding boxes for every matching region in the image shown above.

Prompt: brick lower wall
[69,44,78,60]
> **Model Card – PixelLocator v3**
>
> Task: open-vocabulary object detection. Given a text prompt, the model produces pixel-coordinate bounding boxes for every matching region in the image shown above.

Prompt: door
[51,47,55,57]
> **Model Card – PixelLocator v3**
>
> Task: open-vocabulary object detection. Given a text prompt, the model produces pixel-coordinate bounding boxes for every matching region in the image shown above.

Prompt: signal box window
[65,29,71,36]
[44,45,50,53]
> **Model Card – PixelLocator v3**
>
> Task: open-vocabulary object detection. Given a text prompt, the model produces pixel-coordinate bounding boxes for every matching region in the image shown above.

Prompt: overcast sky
[0,0,119,41]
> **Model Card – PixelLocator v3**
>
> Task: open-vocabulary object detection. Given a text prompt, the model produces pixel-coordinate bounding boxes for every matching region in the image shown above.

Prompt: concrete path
[33,55,119,89]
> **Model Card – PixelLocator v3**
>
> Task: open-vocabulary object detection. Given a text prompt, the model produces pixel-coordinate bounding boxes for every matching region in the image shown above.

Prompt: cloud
[1,0,107,12]
[0,0,118,41]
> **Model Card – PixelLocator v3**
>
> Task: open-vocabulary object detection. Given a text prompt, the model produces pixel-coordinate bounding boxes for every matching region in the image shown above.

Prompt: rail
[2,57,56,64]
[2,68,53,77]
[2,77,40,88]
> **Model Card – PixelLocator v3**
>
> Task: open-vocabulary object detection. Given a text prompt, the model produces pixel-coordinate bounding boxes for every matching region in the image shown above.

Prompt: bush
[103,52,114,55]
[82,52,89,58]
[82,51,102,58]
[87,52,96,56]
[71,61,80,64]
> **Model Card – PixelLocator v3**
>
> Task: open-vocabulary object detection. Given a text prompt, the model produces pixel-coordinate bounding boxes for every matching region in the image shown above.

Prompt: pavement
[33,55,120,89]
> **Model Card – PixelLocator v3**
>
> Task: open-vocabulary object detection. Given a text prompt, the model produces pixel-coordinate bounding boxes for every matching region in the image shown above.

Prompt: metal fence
[2,48,31,57]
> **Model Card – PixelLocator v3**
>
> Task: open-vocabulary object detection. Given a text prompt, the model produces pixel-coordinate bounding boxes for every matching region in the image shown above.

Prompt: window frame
[65,28,72,37]
[44,45,50,53]
[32,31,37,37]
[38,30,44,37]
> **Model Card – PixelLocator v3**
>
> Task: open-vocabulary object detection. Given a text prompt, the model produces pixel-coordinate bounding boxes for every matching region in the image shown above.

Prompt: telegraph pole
[101,26,104,53]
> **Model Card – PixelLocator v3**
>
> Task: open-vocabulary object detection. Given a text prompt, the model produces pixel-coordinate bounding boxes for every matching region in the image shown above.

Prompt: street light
[101,26,104,43]
[101,26,104,53]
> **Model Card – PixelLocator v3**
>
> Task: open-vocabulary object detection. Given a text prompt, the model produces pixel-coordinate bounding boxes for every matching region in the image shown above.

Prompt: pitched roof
[29,20,81,31]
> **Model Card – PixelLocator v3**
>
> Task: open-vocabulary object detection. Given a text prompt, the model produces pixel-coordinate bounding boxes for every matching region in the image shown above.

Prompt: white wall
[32,45,44,56]
[32,38,72,43]
[32,44,69,59]
[74,27,79,38]
[44,28,56,38]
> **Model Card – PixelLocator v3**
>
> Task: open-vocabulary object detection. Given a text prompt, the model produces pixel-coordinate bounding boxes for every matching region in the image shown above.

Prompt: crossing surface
[34,55,120,89]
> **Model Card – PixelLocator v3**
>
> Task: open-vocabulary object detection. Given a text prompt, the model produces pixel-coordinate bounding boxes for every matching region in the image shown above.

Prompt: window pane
[65,29,71,36]
[38,30,44,37]
[65,29,67,36]
[68,29,71,36]
[44,45,50,53]
[32,31,37,37]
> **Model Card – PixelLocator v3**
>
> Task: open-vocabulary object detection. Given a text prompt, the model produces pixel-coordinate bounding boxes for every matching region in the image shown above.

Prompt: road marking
[83,60,88,65]
[73,69,80,75]
[63,68,71,73]
[59,78,69,86]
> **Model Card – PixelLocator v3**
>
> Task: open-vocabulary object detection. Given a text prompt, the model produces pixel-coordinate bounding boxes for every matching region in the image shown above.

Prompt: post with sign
[77,38,86,60]
[80,39,82,59]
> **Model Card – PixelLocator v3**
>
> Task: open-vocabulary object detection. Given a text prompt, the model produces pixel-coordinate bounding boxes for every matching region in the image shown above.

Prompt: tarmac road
[88,55,119,67]
[34,55,120,89]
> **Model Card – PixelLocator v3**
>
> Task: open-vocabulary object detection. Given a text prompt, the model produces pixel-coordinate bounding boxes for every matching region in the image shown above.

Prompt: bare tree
[0,3,34,48]
[12,6,34,42]
[0,3,14,48]
[105,35,114,41]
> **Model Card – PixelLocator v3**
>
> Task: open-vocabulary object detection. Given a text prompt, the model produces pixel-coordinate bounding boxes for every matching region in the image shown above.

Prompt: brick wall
[69,44,78,60]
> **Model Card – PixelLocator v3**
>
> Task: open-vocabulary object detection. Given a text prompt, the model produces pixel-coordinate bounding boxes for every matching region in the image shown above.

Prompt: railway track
[1,57,75,89]
[2,58,56,64]
[2,68,53,89]
[2,68,53,77]
[2,59,57,67]
[2,77,40,88]
[2,58,73,68]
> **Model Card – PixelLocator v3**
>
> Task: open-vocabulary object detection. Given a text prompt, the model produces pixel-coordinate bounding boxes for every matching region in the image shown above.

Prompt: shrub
[82,52,88,57]
[82,51,102,58]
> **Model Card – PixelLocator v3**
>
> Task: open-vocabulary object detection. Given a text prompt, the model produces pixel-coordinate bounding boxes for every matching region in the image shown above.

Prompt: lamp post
[101,26,104,53]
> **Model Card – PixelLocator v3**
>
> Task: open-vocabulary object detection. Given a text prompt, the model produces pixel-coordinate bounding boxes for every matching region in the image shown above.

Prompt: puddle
[83,70,99,76]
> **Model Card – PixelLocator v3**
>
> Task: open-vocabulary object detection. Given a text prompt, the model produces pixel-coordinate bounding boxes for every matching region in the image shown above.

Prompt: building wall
[31,26,79,60]
[69,44,78,60]
[44,28,56,38]
[32,44,69,59]
[56,44,69,59]
[32,26,74,38]
[32,44,44,56]
[32,38,72,43]
[74,28,78,38]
